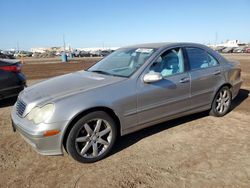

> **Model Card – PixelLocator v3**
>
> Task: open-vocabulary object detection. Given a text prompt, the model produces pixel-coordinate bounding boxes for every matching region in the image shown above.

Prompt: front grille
[16,98,27,116]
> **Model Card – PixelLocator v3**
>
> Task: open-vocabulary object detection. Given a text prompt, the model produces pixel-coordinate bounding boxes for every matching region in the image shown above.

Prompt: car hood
[20,70,126,105]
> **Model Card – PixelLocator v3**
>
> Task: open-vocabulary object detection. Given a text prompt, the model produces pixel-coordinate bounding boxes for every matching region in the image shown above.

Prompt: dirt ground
[0,55,250,188]
[21,57,100,80]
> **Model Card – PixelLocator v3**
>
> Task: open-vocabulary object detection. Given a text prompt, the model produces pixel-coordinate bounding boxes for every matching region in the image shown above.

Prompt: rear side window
[186,47,219,70]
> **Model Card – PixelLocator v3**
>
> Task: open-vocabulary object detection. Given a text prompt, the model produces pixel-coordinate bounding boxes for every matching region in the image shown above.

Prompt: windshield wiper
[90,70,113,76]
[89,69,128,78]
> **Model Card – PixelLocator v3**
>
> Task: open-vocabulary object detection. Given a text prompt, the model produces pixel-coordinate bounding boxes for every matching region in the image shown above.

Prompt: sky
[0,0,250,50]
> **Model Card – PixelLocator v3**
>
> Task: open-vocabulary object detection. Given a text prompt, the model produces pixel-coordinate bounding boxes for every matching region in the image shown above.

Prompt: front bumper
[11,107,69,156]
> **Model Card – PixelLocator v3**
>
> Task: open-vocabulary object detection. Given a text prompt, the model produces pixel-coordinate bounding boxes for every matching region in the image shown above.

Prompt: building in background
[209,40,246,48]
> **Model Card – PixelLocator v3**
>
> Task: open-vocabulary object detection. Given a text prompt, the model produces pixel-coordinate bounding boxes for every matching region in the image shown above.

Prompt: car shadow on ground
[231,88,249,111]
[0,96,17,108]
[110,88,249,157]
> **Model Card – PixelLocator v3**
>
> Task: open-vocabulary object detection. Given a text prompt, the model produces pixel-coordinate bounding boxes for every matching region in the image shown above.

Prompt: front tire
[210,86,232,117]
[66,111,117,163]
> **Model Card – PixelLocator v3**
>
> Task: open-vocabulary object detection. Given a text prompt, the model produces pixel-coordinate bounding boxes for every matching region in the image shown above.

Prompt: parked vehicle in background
[90,50,102,57]
[222,47,235,53]
[1,50,15,56]
[233,47,246,53]
[11,42,242,163]
[245,48,250,53]
[41,51,56,58]
[214,46,225,53]
[79,51,91,57]
[32,52,42,58]
[100,50,113,57]
[14,51,33,58]
[72,50,80,57]
[0,52,15,59]
[55,51,62,56]
[0,59,26,100]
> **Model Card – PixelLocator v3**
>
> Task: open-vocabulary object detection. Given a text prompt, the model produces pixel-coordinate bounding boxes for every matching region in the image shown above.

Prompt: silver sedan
[11,43,242,163]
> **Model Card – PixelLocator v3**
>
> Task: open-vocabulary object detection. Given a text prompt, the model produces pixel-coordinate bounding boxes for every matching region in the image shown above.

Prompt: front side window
[88,48,156,77]
[149,48,185,77]
[186,47,219,70]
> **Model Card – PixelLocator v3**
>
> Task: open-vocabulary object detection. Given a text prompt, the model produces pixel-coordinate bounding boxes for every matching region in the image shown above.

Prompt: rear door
[184,47,224,109]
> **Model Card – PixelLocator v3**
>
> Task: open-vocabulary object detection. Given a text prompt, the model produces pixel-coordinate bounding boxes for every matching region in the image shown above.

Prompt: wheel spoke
[76,136,88,143]
[219,104,224,113]
[94,119,102,133]
[223,90,227,97]
[219,92,223,98]
[97,138,109,145]
[92,143,98,157]
[80,141,92,155]
[224,103,228,111]
[225,100,230,107]
[224,96,230,101]
[84,123,93,135]
[216,103,221,110]
[99,127,111,137]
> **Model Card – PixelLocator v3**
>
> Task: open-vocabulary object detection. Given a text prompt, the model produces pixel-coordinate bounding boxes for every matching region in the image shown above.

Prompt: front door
[136,47,191,125]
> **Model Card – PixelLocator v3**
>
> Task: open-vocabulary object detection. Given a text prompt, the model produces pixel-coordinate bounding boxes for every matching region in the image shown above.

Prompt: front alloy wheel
[66,111,117,163]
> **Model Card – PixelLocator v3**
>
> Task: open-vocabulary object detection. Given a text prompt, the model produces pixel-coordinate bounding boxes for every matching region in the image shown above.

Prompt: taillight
[0,64,21,73]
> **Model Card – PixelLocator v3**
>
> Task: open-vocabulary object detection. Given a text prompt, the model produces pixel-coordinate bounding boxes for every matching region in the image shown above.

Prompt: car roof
[0,58,21,64]
[121,42,208,49]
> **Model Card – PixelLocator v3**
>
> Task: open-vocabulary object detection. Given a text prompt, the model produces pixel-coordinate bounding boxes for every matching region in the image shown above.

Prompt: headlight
[27,104,54,124]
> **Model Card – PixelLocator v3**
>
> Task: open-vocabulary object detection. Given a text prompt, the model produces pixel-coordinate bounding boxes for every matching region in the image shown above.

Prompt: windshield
[88,48,156,77]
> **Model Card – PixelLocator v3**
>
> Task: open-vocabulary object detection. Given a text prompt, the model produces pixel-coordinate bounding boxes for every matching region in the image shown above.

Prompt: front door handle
[179,77,190,83]
[213,70,221,75]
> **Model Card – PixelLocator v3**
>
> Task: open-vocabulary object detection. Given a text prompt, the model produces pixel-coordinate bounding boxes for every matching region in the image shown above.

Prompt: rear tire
[210,86,232,117]
[66,111,117,163]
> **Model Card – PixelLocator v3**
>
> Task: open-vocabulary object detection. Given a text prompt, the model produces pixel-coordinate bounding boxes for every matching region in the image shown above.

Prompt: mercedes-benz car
[11,43,242,163]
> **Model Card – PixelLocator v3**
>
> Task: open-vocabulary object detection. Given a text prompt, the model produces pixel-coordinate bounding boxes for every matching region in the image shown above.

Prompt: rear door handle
[179,77,190,83]
[213,70,221,75]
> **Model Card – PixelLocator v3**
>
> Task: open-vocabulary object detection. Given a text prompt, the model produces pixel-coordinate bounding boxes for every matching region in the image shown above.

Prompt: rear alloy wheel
[66,111,117,163]
[210,86,232,117]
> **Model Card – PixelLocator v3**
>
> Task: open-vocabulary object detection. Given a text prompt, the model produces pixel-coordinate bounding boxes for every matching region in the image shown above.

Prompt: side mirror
[143,71,163,83]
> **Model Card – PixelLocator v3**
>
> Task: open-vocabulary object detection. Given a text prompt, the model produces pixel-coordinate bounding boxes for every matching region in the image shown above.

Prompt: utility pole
[63,34,66,51]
